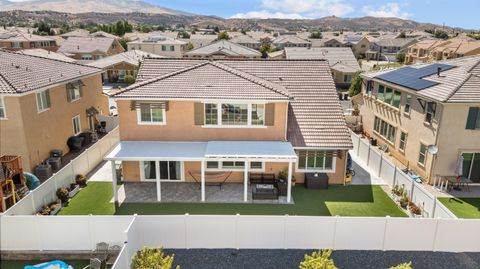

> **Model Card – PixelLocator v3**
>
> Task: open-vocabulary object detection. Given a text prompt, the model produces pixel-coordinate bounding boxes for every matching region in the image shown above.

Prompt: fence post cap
[236,213,240,216]
[185,213,189,216]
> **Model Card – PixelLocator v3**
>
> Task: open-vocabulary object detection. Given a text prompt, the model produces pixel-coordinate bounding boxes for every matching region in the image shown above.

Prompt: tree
[140,25,152,33]
[390,262,413,269]
[132,247,179,269]
[178,31,190,39]
[309,31,322,39]
[396,51,406,63]
[119,37,129,50]
[434,30,449,39]
[348,71,363,97]
[186,42,194,51]
[259,44,271,58]
[398,31,406,38]
[299,250,338,269]
[213,26,220,33]
[217,31,230,40]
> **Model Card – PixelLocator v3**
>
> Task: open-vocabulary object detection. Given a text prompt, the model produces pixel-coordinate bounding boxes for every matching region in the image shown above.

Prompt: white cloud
[231,10,305,19]
[362,2,411,19]
[230,0,354,19]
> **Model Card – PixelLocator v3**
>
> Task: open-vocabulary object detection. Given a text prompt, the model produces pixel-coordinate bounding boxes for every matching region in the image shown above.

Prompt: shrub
[390,261,413,269]
[56,187,69,203]
[124,75,135,85]
[76,174,87,187]
[348,71,363,97]
[309,31,322,39]
[132,247,179,269]
[278,167,296,183]
[396,51,406,63]
[299,249,338,269]
[217,31,230,40]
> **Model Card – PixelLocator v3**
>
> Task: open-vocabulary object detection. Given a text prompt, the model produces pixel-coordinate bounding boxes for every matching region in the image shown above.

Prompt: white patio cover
[105,141,297,161]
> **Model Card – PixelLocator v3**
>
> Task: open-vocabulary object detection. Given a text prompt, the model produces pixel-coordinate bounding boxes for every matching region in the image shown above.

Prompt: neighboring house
[285,47,361,97]
[106,58,352,203]
[272,35,311,50]
[60,29,91,39]
[343,36,374,59]
[17,48,77,63]
[356,56,480,184]
[0,50,109,171]
[230,35,261,50]
[0,31,58,51]
[406,39,480,64]
[127,35,187,58]
[324,38,347,48]
[184,40,262,59]
[366,38,417,61]
[57,37,125,62]
[88,50,163,84]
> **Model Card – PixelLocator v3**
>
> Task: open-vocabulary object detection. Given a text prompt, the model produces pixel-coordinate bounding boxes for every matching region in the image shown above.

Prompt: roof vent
[437,67,442,77]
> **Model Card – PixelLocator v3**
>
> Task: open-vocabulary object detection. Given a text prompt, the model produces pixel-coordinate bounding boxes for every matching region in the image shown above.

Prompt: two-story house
[127,36,187,58]
[357,56,480,184]
[365,38,417,61]
[58,37,125,63]
[105,59,352,203]
[0,31,58,51]
[0,50,109,171]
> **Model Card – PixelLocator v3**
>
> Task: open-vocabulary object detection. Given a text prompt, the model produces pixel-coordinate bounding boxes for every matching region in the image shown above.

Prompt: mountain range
[0,0,467,32]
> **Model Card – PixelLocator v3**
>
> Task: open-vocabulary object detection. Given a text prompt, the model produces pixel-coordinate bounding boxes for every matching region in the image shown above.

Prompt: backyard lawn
[438,197,480,218]
[60,182,406,217]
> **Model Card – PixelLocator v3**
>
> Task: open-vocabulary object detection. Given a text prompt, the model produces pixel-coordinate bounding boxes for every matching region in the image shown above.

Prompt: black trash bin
[276,179,288,196]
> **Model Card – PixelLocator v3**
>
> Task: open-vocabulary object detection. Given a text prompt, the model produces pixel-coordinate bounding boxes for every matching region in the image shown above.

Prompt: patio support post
[155,161,161,202]
[201,160,206,202]
[111,160,118,203]
[287,161,293,203]
[244,160,249,202]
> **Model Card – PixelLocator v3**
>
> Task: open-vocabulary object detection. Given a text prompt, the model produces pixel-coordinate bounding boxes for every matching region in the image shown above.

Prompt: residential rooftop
[128,35,187,45]
[0,49,101,94]
[284,47,360,72]
[16,48,77,63]
[363,55,480,103]
[87,50,163,69]
[116,58,352,149]
[58,37,117,54]
[184,40,261,58]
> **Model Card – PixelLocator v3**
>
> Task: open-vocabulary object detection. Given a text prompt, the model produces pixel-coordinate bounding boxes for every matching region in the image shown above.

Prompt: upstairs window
[81,54,93,60]
[36,89,51,112]
[343,74,352,83]
[0,97,6,119]
[251,104,265,126]
[377,85,385,101]
[66,81,83,102]
[72,115,81,135]
[374,117,396,144]
[222,104,248,125]
[425,102,436,124]
[366,80,373,96]
[404,94,412,114]
[137,104,165,125]
[377,85,401,109]
[202,103,272,127]
[418,143,428,167]
[466,107,480,130]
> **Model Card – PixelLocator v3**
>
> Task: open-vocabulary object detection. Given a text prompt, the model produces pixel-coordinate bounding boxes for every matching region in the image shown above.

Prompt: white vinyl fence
[4,127,120,216]
[2,214,480,269]
[350,132,457,219]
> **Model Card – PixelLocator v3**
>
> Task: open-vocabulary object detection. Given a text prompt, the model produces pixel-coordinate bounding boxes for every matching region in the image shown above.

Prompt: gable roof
[58,37,118,54]
[273,35,311,45]
[0,49,101,94]
[116,58,352,149]
[285,47,360,72]
[113,61,289,100]
[184,40,261,58]
[363,55,480,103]
[87,50,163,69]
[230,35,261,45]
[374,38,417,48]
[128,35,187,45]
[17,48,77,63]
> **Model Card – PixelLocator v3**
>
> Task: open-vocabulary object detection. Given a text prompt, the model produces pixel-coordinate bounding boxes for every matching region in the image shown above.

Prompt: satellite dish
[428,145,439,155]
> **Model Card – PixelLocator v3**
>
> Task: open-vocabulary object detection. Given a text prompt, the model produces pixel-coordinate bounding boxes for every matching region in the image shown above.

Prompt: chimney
[437,67,442,77]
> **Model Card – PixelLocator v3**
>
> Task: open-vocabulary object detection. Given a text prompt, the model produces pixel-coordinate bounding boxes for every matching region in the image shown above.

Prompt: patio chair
[82,258,102,269]
[188,170,232,189]
[92,242,109,264]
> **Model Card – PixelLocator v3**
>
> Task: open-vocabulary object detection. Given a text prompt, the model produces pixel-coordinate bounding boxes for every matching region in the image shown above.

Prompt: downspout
[429,102,444,185]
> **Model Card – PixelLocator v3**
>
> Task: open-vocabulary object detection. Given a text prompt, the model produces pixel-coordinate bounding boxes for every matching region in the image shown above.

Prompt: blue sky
[147,0,479,29]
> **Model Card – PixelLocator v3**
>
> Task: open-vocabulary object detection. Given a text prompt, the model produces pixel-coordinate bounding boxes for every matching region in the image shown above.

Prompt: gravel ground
[164,249,480,269]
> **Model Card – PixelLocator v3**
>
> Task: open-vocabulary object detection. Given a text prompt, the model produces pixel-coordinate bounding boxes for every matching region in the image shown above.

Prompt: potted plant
[56,187,69,203]
[75,174,87,187]
[408,202,422,217]
[49,200,62,215]
[37,206,51,216]
[278,168,296,186]
[399,192,409,209]
[68,183,80,198]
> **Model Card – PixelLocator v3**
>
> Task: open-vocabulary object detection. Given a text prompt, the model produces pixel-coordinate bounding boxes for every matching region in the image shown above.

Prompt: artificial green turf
[1,260,89,269]
[60,182,406,217]
[438,197,480,219]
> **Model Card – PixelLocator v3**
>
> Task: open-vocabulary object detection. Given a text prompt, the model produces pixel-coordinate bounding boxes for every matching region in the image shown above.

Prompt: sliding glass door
[142,161,183,181]
[462,153,480,183]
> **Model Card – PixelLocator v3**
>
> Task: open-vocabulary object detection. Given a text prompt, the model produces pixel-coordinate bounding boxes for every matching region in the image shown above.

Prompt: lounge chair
[188,170,232,189]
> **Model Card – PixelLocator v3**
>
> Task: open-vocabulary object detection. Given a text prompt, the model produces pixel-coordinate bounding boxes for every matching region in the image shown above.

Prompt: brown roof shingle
[117,58,352,149]
[0,49,101,94]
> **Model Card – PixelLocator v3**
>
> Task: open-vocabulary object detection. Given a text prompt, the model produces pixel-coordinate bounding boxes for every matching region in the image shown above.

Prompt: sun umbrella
[455,155,464,179]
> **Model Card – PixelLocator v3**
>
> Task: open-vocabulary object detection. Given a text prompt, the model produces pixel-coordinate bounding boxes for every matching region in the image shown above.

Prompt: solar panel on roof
[374,63,456,91]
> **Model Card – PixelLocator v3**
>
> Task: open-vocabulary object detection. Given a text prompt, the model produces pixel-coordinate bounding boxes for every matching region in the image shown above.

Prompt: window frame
[404,94,412,115]
[418,143,428,167]
[136,106,166,125]
[0,96,6,119]
[205,161,265,172]
[296,150,336,173]
[424,101,436,124]
[139,161,184,182]
[373,117,396,144]
[67,83,82,102]
[72,115,81,135]
[203,102,267,128]
[36,89,51,113]
[399,131,407,153]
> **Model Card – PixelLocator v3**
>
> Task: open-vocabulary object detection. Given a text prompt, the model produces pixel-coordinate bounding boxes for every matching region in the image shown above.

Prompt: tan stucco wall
[359,81,440,180]
[127,43,185,58]
[117,100,288,141]
[435,104,480,177]
[0,75,108,171]
[122,161,141,181]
